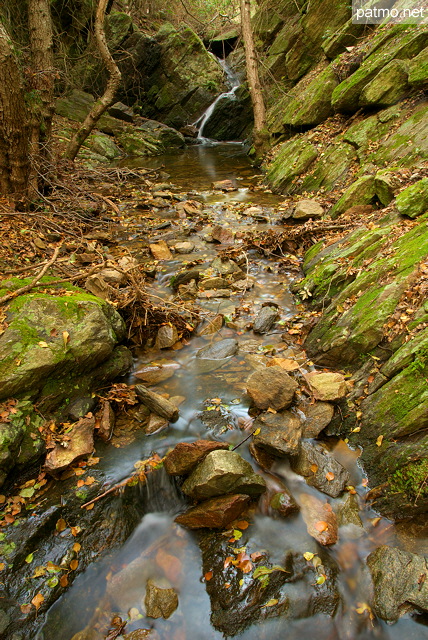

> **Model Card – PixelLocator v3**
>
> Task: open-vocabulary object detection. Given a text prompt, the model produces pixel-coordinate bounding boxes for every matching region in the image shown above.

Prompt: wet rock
[145,579,178,619]
[249,443,275,470]
[291,441,350,498]
[177,280,198,299]
[212,179,235,191]
[367,545,428,622]
[198,314,223,335]
[242,205,267,220]
[246,366,298,411]
[68,396,97,421]
[179,124,198,137]
[252,411,302,457]
[145,413,169,434]
[212,225,235,244]
[336,492,363,529]
[175,494,250,529]
[174,241,194,253]
[134,362,178,385]
[293,199,324,220]
[45,416,95,473]
[298,401,335,438]
[300,493,338,545]
[304,371,348,401]
[123,630,157,640]
[98,268,127,285]
[253,306,279,334]
[164,440,230,475]
[196,338,238,359]
[181,450,266,500]
[108,101,135,122]
[199,276,226,290]
[156,324,179,349]
[135,385,179,421]
[270,490,300,517]
[211,257,243,276]
[97,400,115,442]
[198,289,231,299]
[149,241,173,260]
[171,268,200,290]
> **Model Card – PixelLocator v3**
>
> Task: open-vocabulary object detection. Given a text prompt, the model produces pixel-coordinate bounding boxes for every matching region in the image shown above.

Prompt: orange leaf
[236,520,249,530]
[20,604,32,614]
[310,464,318,473]
[76,479,84,488]
[251,551,263,561]
[204,571,213,581]
[315,521,328,532]
[85,503,94,510]
[240,560,253,574]
[224,556,233,569]
[72,543,81,553]
[31,593,44,611]
[69,559,78,571]
[60,575,69,588]
[71,526,81,537]
[325,472,335,481]
[84,476,95,485]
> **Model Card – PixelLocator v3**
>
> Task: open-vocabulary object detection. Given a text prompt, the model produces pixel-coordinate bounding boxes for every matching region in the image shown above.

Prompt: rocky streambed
[0,144,427,640]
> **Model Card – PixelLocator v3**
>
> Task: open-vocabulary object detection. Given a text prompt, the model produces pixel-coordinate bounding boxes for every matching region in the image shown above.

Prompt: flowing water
[37,143,428,640]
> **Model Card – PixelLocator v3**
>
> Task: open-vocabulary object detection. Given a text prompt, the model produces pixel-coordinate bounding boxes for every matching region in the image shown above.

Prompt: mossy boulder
[199,85,253,141]
[322,20,371,59]
[265,137,318,193]
[359,59,409,108]
[395,178,428,218]
[299,142,357,193]
[0,288,128,401]
[268,62,339,131]
[117,120,185,156]
[330,175,376,219]
[408,45,428,87]
[84,131,122,160]
[331,25,428,112]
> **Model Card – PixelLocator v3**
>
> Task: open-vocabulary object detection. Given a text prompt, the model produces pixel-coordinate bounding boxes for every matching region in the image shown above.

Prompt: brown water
[38,144,428,640]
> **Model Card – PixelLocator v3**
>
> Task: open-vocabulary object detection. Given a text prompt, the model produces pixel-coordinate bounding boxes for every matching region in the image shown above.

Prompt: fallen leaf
[31,592,44,611]
[71,526,81,537]
[62,331,70,347]
[20,604,32,614]
[315,521,328,532]
[72,543,81,553]
[69,559,78,571]
[236,520,249,530]
[303,552,315,561]
[263,598,278,607]
[310,464,318,474]
[60,575,69,587]
[376,435,384,447]
[25,553,34,564]
[250,551,263,561]
[325,472,335,482]
[38,341,49,348]
[204,571,213,581]
[56,518,67,532]
[0,562,5,571]
[316,574,326,585]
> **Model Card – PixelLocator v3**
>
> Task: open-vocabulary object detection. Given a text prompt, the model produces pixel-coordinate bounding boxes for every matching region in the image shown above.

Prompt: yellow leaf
[264,599,278,607]
[351,426,361,433]
[72,543,81,553]
[376,435,384,447]
[310,464,318,474]
[38,341,49,348]
[303,552,314,561]
[325,472,335,481]
[31,593,44,611]
[62,331,70,348]
[56,518,67,532]
[316,574,326,585]
[253,428,261,436]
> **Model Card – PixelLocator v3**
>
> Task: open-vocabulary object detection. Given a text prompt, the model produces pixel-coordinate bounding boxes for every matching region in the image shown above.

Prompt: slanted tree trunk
[240,0,269,159]
[0,20,31,204]
[28,0,55,194]
[64,0,121,161]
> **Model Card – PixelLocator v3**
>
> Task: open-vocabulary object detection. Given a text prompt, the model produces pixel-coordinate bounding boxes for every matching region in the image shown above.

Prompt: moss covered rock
[395,178,428,218]
[330,175,376,218]
[265,138,318,193]
[408,45,428,87]
[359,59,409,108]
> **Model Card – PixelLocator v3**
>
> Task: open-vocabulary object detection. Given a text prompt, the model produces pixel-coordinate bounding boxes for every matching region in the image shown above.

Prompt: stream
[34,143,427,640]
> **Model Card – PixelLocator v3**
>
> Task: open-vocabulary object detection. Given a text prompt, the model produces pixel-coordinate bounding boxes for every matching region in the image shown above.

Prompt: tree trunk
[28,0,55,194]
[64,0,121,161]
[240,0,269,159]
[0,20,30,204]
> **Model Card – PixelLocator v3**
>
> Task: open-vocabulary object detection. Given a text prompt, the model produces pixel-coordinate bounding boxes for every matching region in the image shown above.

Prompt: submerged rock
[246,366,298,411]
[291,441,350,498]
[367,545,428,622]
[300,493,338,546]
[175,494,250,529]
[270,490,300,517]
[181,450,266,500]
[145,579,178,619]
[164,440,230,475]
[252,411,302,457]
[196,338,238,359]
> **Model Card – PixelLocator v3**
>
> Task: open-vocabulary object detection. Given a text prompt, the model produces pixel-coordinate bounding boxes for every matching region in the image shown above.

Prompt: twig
[231,428,258,451]
[80,476,131,508]
[0,245,62,305]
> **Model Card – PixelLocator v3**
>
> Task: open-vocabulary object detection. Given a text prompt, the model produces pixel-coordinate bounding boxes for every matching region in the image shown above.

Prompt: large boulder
[252,411,302,456]
[395,178,428,218]
[367,546,428,622]
[181,450,266,500]
[246,366,298,410]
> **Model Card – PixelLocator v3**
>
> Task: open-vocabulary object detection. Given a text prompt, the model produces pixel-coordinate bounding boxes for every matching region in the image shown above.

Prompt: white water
[195,57,241,141]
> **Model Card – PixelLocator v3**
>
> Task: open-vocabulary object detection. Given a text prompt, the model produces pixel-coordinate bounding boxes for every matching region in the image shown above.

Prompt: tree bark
[240,0,269,158]
[28,0,55,193]
[64,0,121,161]
[0,20,30,204]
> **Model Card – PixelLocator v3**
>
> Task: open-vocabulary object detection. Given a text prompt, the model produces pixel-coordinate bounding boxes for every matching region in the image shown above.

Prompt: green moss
[408,345,428,375]
[0,541,16,557]
[389,458,428,502]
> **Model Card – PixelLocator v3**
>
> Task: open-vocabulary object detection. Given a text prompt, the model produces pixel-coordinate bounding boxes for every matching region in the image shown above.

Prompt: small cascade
[195,57,241,141]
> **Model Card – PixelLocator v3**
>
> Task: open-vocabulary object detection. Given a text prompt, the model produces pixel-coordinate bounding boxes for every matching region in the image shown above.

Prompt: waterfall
[195,57,241,141]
